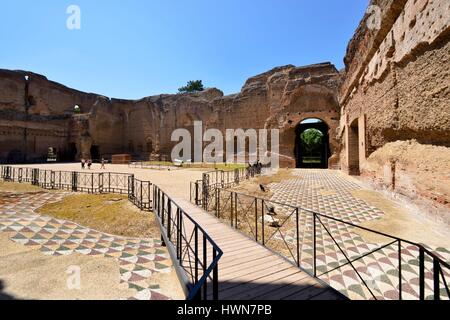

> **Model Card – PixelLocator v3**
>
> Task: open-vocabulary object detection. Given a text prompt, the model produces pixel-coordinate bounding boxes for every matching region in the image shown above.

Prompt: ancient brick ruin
[0,0,449,211]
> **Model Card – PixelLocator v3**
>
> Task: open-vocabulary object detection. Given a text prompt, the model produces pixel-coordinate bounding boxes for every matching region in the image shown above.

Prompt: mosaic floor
[0,191,173,300]
[266,170,450,300]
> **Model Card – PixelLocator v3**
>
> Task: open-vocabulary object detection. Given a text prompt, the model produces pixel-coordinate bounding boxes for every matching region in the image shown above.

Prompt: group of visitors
[246,160,263,177]
[81,158,107,170]
[81,159,92,170]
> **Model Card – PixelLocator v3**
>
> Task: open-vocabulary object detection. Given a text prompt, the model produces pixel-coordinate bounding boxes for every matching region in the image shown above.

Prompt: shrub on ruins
[178,80,204,93]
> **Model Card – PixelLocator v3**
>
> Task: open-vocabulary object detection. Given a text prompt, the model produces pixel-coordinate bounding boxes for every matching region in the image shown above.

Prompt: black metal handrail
[153,185,222,300]
[128,161,178,170]
[198,187,450,300]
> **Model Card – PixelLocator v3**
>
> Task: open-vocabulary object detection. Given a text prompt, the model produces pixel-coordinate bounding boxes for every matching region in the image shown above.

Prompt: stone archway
[294,118,330,169]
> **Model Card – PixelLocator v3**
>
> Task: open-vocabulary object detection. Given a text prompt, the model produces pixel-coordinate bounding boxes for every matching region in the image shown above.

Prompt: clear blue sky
[0,0,368,99]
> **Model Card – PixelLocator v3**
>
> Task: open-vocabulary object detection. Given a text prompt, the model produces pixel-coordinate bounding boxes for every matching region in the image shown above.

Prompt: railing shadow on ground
[194,183,450,300]
[0,165,222,300]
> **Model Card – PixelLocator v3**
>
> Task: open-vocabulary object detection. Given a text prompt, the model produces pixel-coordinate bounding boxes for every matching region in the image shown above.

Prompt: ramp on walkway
[172,198,343,300]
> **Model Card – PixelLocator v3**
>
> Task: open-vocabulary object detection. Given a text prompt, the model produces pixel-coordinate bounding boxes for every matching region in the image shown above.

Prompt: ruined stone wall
[0,62,341,166]
[340,0,450,174]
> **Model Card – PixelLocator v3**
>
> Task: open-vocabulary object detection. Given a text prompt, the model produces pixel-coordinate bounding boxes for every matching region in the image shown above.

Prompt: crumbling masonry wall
[0,63,341,166]
[340,0,450,173]
[339,0,450,217]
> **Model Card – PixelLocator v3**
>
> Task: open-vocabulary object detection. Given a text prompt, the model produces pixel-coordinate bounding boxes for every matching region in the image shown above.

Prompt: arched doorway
[90,145,100,161]
[67,143,77,162]
[294,118,330,168]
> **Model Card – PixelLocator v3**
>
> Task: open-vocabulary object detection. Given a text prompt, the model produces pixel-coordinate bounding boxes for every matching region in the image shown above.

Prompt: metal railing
[0,165,223,300]
[128,177,152,211]
[199,187,450,300]
[153,185,222,300]
[1,166,132,195]
[128,161,179,171]
[190,164,268,209]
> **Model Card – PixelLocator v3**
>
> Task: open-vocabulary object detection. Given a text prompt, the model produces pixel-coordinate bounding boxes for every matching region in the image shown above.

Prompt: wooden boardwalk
[173,198,343,300]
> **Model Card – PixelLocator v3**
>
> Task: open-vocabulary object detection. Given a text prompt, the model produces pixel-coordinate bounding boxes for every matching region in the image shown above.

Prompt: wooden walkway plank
[172,198,342,300]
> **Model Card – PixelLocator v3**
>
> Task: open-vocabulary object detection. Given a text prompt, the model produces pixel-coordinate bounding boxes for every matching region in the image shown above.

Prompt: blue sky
[0,0,368,99]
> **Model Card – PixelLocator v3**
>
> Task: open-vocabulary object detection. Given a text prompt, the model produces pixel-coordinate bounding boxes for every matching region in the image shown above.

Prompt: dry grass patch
[0,181,46,193]
[231,169,295,198]
[37,194,160,238]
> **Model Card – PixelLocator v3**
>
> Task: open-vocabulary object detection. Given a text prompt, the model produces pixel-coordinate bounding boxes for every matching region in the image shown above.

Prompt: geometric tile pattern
[0,191,172,300]
[265,170,450,300]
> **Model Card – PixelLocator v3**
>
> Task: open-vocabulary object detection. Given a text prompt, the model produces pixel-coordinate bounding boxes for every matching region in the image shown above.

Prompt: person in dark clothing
[81,159,85,170]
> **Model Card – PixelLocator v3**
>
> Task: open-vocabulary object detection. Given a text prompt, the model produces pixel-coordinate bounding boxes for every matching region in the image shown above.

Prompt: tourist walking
[87,159,92,170]
[101,158,106,169]
[81,159,85,170]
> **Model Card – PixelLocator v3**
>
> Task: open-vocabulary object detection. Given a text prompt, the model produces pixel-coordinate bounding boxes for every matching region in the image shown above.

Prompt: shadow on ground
[0,280,19,300]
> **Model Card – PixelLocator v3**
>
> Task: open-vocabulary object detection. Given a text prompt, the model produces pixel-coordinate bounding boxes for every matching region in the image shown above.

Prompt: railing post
[255,198,258,242]
[231,191,234,227]
[313,212,317,277]
[71,171,77,192]
[51,171,55,189]
[161,194,166,226]
[203,234,207,299]
[262,199,265,246]
[235,192,238,227]
[195,181,199,206]
[167,200,172,242]
[434,257,441,301]
[140,181,143,209]
[195,226,199,285]
[398,240,402,300]
[296,207,300,268]
[213,249,219,301]
[419,247,425,300]
[176,208,180,259]
[179,210,183,266]
[217,188,220,219]
[148,182,151,210]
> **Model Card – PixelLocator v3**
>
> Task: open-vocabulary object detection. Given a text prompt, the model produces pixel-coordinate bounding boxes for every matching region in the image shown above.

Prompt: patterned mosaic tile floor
[266,170,450,300]
[0,191,173,300]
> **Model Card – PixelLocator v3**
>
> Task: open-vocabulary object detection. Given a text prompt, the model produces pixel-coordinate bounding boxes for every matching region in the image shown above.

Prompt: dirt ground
[0,233,135,300]
[351,189,450,248]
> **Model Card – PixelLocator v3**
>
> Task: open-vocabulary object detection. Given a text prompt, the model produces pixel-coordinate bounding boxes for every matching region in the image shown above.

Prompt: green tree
[178,80,205,93]
[300,129,323,153]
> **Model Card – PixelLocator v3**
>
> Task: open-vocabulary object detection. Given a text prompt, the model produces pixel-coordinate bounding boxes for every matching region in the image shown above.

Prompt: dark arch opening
[67,143,77,162]
[294,118,330,169]
[90,145,100,161]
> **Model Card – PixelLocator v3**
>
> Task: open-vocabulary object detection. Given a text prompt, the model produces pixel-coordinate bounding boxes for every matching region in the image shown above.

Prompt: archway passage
[67,143,77,162]
[90,145,100,161]
[295,119,330,169]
